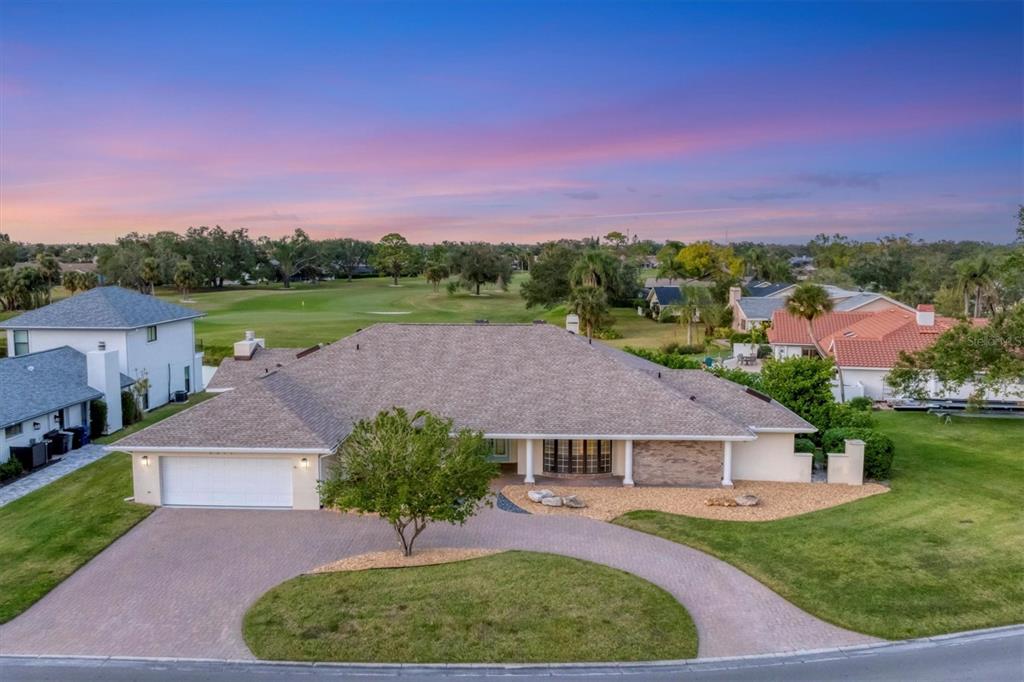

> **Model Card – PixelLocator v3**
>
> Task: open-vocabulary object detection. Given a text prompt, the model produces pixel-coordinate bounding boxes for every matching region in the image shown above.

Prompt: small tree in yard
[319,408,496,556]
[761,356,837,436]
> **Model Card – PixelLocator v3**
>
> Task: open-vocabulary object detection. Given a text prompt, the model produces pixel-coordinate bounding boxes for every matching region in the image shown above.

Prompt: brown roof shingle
[118,324,812,451]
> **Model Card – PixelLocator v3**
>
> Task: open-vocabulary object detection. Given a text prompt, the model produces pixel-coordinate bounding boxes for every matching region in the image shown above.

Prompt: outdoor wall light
[300,457,309,470]
[141,455,150,467]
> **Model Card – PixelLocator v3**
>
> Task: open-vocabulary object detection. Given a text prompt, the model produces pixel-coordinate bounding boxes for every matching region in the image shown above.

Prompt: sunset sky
[1,1,1021,245]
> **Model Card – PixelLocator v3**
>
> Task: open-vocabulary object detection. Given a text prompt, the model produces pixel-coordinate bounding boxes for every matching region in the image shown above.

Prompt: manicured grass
[155,275,686,354]
[243,551,698,662]
[0,453,152,623]
[93,391,218,444]
[615,412,1024,639]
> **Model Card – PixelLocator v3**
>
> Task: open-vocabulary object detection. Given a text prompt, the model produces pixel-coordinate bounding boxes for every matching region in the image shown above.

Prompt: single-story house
[0,346,133,464]
[115,323,815,510]
[1,286,206,412]
[767,304,1009,402]
[646,286,683,317]
[729,285,913,332]
[743,279,792,297]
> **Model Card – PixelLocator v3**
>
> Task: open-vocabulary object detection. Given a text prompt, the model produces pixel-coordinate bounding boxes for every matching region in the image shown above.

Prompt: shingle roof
[736,297,786,320]
[0,286,204,330]
[118,324,772,451]
[0,347,134,428]
[649,286,682,306]
[206,347,306,391]
[743,280,791,297]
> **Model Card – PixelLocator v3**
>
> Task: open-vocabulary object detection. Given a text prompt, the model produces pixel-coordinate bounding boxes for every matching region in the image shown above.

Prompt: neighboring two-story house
[1,286,205,413]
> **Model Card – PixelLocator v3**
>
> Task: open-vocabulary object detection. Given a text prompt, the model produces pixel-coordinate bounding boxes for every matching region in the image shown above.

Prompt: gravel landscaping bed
[310,548,500,573]
[502,480,888,522]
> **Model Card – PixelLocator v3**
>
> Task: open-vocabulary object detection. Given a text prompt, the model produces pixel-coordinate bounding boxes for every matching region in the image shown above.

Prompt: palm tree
[569,249,616,289]
[785,283,843,400]
[955,256,996,317]
[173,260,198,299]
[568,285,609,340]
[35,253,61,303]
[141,257,160,295]
[678,284,712,345]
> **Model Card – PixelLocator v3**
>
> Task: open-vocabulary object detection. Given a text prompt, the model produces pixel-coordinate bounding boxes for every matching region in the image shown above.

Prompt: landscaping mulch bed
[309,548,500,573]
[502,480,888,522]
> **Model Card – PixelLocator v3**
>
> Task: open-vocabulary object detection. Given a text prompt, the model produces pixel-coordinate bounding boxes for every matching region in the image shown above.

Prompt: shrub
[757,344,772,359]
[89,399,108,436]
[832,404,875,429]
[623,346,703,370]
[121,391,142,426]
[0,458,24,483]
[822,427,895,480]
[794,437,817,454]
[708,366,764,391]
[594,327,622,340]
[729,331,752,343]
[847,396,874,411]
[761,357,836,436]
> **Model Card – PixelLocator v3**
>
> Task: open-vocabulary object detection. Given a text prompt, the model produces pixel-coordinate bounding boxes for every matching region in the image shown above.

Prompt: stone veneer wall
[633,440,724,486]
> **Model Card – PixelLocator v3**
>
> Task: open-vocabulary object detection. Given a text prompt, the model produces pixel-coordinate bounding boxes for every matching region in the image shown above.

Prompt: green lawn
[243,551,698,662]
[153,275,686,358]
[0,394,220,623]
[0,452,152,623]
[615,412,1024,639]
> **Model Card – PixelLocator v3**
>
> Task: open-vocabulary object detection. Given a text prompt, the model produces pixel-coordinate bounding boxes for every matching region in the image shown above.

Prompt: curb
[1,623,1021,675]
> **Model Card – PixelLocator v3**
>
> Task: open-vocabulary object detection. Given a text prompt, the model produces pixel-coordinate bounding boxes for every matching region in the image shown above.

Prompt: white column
[722,441,734,487]
[524,439,535,484]
[623,439,634,486]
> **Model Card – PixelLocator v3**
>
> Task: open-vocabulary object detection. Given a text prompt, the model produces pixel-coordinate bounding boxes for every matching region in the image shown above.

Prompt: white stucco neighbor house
[0,346,134,464]
[115,323,819,510]
[1,286,205,414]
[766,304,1013,402]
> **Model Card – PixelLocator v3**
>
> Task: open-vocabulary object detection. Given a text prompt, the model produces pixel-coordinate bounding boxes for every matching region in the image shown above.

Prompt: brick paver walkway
[0,507,878,660]
[0,444,109,507]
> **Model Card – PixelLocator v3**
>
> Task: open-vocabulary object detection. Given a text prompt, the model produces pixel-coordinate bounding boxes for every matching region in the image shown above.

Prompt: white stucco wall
[772,344,808,360]
[131,451,321,510]
[731,432,812,482]
[124,319,199,409]
[839,367,1023,403]
[9,327,129,362]
[1,402,88,463]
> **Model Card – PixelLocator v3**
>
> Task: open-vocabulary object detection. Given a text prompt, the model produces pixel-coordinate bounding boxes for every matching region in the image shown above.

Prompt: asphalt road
[2,628,1021,682]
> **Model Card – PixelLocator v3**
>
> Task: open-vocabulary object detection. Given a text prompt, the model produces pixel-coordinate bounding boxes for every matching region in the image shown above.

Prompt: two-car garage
[160,457,294,508]
[129,450,325,510]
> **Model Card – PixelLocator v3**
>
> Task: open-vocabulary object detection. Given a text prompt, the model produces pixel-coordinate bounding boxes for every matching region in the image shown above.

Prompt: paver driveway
[0,506,877,659]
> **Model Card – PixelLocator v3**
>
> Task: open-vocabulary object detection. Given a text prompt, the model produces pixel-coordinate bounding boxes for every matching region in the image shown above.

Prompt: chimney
[916,304,935,327]
[233,330,266,360]
[728,286,742,306]
[87,348,123,434]
[565,313,580,334]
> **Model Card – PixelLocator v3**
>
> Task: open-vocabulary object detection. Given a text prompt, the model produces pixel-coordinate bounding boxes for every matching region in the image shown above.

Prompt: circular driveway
[0,506,877,659]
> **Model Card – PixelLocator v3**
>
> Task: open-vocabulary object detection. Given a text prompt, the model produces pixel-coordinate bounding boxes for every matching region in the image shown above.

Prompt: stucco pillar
[524,439,535,484]
[623,439,634,486]
[722,441,734,487]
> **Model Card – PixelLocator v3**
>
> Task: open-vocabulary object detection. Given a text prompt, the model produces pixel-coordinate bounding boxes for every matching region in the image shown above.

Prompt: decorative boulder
[735,494,760,507]
[541,496,564,507]
[527,489,555,502]
[562,494,586,509]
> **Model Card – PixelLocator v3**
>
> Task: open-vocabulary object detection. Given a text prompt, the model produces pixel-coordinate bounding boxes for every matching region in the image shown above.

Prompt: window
[4,423,23,438]
[146,325,158,343]
[542,439,612,475]
[13,330,29,356]
[184,366,191,393]
[141,390,150,411]
[485,438,511,462]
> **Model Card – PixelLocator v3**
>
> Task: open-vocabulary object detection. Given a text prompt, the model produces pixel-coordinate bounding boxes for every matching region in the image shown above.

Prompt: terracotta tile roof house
[117,323,816,510]
[767,305,995,403]
[729,284,913,332]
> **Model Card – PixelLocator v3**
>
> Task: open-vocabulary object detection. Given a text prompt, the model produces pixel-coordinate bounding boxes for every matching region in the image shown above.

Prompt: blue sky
[1,1,1021,243]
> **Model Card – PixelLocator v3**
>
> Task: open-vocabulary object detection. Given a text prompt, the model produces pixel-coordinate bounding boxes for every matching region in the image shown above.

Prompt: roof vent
[295,344,321,359]
[26,365,34,372]
[745,387,772,403]
[689,395,696,401]
[245,330,255,341]
[97,341,106,351]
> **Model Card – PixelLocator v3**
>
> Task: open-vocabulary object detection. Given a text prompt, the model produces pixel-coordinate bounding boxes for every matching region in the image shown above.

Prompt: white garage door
[160,457,294,508]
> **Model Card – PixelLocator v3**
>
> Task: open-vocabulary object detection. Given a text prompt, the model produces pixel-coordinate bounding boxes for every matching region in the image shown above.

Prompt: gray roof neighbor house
[736,297,787,321]
[118,323,813,452]
[0,286,204,330]
[0,346,134,428]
